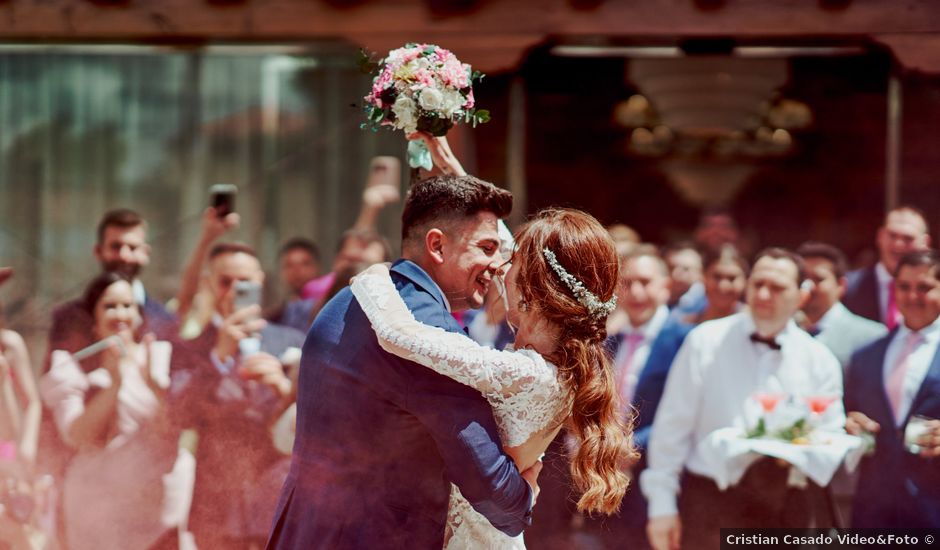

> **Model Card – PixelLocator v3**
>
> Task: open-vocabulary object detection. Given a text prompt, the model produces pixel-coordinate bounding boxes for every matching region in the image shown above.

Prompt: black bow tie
[750,333,782,351]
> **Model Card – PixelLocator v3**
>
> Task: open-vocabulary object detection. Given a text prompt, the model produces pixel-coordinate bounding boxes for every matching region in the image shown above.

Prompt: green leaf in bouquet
[471,70,484,83]
[357,49,380,75]
[422,45,437,57]
[474,109,491,124]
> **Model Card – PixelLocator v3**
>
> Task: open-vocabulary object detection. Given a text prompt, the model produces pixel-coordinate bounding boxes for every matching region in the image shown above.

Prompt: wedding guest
[844,249,940,527]
[797,242,887,367]
[0,267,44,550]
[593,246,692,549]
[843,206,931,328]
[0,268,40,474]
[172,205,240,331]
[301,229,391,308]
[681,244,748,325]
[643,248,844,550]
[46,209,179,371]
[463,282,514,351]
[693,209,740,256]
[40,272,194,550]
[300,162,399,311]
[607,223,642,258]
[173,242,304,550]
[796,242,887,524]
[266,238,321,333]
[663,241,704,314]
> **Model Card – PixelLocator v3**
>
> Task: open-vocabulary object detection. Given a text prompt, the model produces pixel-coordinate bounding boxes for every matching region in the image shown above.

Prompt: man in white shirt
[844,249,940,527]
[843,206,930,328]
[643,248,844,550]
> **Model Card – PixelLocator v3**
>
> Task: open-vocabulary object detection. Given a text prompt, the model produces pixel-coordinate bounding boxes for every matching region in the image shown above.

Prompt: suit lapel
[864,332,900,435]
[908,342,940,423]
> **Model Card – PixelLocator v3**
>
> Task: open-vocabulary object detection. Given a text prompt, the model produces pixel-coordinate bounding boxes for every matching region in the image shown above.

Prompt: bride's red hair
[512,208,638,515]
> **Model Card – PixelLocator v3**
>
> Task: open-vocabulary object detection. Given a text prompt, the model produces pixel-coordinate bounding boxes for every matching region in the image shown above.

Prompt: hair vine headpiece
[542,247,617,320]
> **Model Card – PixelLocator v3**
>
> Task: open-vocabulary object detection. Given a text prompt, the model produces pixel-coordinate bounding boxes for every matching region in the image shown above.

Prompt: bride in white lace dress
[351,208,637,549]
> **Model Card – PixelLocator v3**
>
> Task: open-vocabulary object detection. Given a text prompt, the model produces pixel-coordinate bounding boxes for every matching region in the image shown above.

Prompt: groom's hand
[520,460,543,506]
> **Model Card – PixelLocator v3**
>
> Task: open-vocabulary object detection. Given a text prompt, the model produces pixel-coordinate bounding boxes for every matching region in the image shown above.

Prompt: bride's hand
[406,131,467,177]
[520,460,543,506]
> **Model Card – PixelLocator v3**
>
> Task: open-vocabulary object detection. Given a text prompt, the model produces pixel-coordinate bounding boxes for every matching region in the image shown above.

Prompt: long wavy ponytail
[512,208,638,515]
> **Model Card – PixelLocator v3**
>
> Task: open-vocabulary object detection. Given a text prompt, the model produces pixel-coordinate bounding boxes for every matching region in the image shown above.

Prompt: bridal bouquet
[744,392,840,444]
[361,43,490,169]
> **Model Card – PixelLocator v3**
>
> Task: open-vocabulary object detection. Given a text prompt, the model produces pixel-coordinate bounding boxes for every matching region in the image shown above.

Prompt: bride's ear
[425,228,446,265]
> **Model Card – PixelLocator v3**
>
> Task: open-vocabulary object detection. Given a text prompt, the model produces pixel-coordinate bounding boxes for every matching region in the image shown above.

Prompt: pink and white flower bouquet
[361,43,490,168]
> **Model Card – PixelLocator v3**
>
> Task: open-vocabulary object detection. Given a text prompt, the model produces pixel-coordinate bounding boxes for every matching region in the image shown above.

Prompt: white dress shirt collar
[742,310,799,345]
[132,279,146,306]
[627,305,670,342]
[815,301,847,333]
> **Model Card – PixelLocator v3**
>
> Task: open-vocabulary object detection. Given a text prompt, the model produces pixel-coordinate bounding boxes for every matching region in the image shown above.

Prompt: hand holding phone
[209,183,238,217]
[233,280,262,314]
[363,157,401,208]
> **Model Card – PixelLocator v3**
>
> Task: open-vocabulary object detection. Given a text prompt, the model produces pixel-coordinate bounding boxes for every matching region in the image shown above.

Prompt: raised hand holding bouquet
[361,43,490,170]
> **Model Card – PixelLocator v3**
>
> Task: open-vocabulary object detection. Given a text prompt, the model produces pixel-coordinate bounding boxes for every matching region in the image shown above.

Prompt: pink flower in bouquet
[804,395,838,415]
[464,88,475,109]
[754,392,784,413]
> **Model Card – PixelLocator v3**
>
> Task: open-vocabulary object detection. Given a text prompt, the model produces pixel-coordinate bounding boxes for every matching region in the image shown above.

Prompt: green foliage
[747,418,767,439]
[357,49,380,75]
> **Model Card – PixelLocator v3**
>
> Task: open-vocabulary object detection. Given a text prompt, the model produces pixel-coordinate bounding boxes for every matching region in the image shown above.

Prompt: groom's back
[267,268,481,549]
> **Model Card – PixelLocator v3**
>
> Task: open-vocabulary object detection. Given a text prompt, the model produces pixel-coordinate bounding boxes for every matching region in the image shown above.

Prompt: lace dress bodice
[351,266,571,549]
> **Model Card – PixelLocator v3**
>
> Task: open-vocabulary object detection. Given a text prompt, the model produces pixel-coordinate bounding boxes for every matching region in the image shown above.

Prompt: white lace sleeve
[351,265,566,446]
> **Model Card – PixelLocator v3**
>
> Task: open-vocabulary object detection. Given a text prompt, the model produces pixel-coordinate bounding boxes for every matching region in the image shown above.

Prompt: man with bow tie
[643,248,844,550]
[844,249,940,527]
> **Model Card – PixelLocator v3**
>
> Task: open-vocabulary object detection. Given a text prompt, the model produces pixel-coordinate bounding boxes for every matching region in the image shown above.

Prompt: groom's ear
[425,228,446,265]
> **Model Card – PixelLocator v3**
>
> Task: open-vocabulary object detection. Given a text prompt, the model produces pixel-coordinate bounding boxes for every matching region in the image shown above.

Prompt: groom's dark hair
[401,175,512,243]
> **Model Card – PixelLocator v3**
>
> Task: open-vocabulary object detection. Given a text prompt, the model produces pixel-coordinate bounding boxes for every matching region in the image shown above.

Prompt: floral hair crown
[542,247,617,320]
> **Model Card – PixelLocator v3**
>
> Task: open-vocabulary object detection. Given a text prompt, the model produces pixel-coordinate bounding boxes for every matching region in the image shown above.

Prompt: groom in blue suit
[845,249,940,528]
[266,175,536,549]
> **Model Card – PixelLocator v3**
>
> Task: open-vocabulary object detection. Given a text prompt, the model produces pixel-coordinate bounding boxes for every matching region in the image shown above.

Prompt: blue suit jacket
[843,266,883,324]
[604,318,692,529]
[844,331,940,527]
[266,260,532,549]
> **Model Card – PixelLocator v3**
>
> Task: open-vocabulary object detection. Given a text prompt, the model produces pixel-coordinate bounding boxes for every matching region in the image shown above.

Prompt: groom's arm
[406,380,534,536]
[395,285,533,536]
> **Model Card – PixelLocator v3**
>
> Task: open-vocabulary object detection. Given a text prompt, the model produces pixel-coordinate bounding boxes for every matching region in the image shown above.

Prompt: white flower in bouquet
[391,96,418,134]
[441,89,467,118]
[417,87,445,112]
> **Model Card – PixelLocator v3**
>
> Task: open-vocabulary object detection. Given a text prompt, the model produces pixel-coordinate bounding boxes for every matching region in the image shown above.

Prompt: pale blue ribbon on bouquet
[408,139,433,171]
